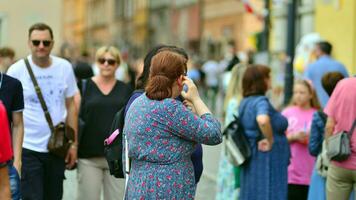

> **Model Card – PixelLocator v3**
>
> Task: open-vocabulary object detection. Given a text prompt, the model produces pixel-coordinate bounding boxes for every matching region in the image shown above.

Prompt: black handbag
[24,58,74,158]
[223,102,251,166]
[104,106,126,178]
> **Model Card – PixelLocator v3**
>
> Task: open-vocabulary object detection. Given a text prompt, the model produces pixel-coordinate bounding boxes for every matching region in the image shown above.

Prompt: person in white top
[7,23,78,200]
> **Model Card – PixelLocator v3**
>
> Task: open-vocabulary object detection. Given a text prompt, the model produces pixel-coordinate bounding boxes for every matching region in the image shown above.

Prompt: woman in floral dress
[124,50,222,199]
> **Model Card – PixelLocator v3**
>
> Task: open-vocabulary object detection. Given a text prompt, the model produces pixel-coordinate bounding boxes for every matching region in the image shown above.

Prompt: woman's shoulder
[114,80,134,92]
[243,95,270,107]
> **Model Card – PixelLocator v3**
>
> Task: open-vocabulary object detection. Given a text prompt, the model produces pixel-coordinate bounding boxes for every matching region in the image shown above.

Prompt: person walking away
[324,77,356,200]
[303,41,348,107]
[282,80,320,200]
[7,23,78,200]
[76,46,132,200]
[239,65,290,200]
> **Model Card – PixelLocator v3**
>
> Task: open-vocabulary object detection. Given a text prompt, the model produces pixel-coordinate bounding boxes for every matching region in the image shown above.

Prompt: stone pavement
[62,144,222,200]
[63,90,224,200]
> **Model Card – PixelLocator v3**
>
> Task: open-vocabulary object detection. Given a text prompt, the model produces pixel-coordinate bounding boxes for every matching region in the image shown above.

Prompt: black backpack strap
[80,79,88,96]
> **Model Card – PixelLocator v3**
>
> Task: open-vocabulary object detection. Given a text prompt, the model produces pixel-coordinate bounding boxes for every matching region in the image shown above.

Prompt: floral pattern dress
[124,94,222,199]
[216,98,240,199]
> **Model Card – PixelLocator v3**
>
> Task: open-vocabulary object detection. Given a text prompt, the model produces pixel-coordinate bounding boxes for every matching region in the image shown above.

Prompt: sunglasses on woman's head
[98,58,116,65]
[31,40,52,47]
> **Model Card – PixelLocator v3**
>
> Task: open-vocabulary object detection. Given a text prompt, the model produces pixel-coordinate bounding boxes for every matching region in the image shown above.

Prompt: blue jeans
[8,162,21,200]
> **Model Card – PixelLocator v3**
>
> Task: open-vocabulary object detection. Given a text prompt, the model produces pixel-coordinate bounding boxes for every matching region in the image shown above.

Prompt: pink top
[324,77,356,170]
[282,106,316,185]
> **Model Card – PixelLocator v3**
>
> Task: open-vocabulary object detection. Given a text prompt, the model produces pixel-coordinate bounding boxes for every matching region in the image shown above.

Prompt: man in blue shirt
[304,41,349,107]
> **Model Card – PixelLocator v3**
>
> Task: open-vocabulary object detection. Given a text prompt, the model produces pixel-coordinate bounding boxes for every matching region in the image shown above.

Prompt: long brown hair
[291,79,320,109]
[145,50,187,100]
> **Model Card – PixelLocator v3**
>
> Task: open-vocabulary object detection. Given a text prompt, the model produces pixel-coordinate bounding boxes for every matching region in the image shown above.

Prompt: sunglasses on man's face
[31,40,52,47]
[97,58,116,65]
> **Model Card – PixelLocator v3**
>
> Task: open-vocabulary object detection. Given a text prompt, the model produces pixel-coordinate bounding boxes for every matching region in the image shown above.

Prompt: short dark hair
[0,47,15,59]
[242,64,271,97]
[28,23,54,39]
[317,41,332,55]
[136,45,188,90]
[321,72,344,96]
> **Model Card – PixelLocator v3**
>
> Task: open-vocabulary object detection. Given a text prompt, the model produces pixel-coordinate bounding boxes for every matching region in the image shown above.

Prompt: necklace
[0,72,3,90]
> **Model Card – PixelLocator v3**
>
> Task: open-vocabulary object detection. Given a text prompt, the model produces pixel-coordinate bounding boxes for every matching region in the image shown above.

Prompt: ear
[177,75,184,87]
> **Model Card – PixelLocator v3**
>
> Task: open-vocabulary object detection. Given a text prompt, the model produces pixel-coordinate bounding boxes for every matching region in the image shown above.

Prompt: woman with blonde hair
[216,64,247,199]
[77,46,132,200]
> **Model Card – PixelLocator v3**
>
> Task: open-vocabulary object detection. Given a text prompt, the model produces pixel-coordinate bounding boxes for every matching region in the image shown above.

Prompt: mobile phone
[183,84,188,93]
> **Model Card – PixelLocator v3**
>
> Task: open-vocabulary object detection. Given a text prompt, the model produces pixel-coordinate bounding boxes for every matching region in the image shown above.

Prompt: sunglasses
[31,40,52,47]
[97,58,116,65]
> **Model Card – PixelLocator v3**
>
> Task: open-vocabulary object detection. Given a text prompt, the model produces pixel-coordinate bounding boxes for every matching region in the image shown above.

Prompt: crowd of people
[216,41,356,200]
[0,21,355,200]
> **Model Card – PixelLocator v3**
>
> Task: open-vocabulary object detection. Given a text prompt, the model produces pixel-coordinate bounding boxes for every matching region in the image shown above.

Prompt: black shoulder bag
[223,101,251,166]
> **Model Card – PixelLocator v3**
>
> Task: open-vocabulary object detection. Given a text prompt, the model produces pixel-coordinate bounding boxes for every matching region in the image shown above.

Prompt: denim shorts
[8,161,21,200]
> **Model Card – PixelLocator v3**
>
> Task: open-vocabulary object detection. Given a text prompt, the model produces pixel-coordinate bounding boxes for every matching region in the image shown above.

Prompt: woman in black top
[77,46,132,200]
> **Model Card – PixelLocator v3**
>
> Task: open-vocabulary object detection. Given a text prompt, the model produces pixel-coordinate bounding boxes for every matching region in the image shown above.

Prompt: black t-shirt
[78,79,133,158]
[0,73,24,128]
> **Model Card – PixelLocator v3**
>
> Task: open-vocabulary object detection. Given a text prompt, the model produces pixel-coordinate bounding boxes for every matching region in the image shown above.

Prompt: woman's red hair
[145,50,187,100]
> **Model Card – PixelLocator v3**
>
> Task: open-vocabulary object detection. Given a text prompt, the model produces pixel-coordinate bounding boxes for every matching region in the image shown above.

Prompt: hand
[293,131,308,144]
[13,159,21,177]
[65,146,77,169]
[183,100,196,113]
[180,77,200,103]
[258,138,273,152]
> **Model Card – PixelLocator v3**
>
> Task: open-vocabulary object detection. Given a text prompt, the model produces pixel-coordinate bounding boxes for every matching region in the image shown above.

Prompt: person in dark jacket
[307,71,346,200]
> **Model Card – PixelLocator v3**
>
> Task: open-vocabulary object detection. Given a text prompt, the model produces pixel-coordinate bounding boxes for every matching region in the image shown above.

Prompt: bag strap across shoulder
[349,119,356,137]
[24,58,55,132]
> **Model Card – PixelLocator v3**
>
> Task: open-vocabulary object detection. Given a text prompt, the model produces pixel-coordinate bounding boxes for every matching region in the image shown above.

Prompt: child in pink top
[282,80,320,200]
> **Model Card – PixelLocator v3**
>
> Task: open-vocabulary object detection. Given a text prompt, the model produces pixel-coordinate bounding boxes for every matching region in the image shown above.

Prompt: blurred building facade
[62,0,264,60]
[0,0,63,59]
[269,0,356,75]
[202,0,263,58]
[315,0,356,74]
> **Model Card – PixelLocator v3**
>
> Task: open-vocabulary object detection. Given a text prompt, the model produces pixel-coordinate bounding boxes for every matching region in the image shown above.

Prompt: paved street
[63,144,222,200]
[63,90,224,200]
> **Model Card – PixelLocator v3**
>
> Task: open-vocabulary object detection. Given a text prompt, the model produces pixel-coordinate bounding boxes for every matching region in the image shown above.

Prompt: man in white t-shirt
[7,23,78,200]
